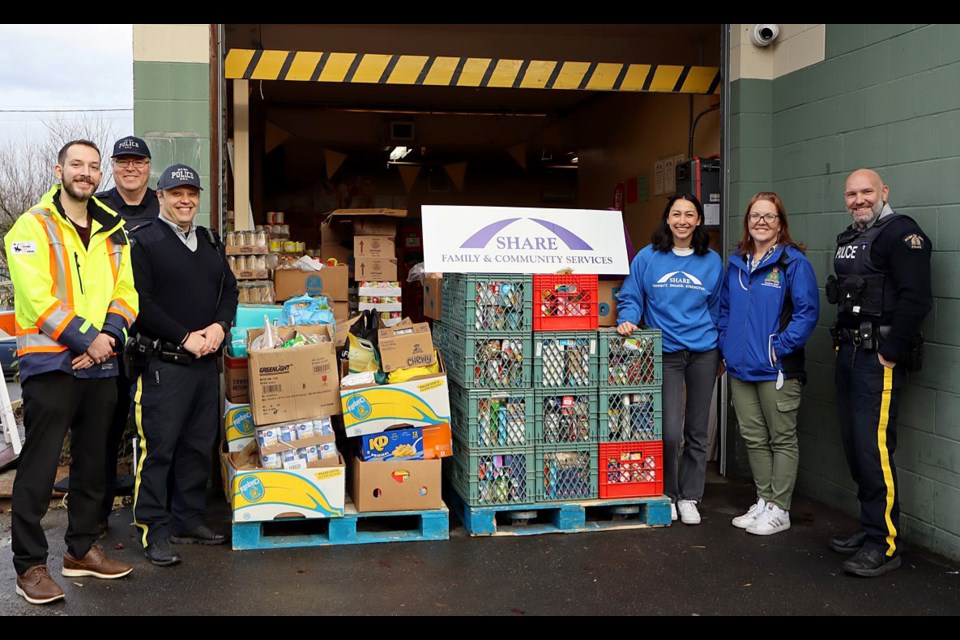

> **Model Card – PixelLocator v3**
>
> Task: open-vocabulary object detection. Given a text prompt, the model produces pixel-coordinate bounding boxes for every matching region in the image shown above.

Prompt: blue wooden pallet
[231,499,450,550]
[448,490,671,536]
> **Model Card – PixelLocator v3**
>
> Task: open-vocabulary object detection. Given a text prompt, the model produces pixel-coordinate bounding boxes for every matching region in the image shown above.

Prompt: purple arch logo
[459,218,593,250]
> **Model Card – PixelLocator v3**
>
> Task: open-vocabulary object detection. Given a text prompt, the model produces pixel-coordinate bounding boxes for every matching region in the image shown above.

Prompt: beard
[850,199,884,228]
[62,177,97,202]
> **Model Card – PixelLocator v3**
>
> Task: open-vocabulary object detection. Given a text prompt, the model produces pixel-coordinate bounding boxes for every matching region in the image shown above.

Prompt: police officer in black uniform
[826,168,932,577]
[128,164,238,566]
[94,136,159,536]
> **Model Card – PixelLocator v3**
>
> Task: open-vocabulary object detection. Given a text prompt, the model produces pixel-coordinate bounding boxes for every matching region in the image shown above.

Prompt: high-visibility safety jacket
[4,185,138,382]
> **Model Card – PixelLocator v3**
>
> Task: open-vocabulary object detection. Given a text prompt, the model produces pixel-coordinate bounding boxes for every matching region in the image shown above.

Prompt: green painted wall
[728,24,960,561]
[133,60,212,227]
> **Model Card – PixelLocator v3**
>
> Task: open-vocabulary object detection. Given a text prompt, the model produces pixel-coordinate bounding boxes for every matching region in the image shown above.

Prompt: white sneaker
[677,499,701,525]
[670,503,678,522]
[746,503,791,536]
[731,498,767,529]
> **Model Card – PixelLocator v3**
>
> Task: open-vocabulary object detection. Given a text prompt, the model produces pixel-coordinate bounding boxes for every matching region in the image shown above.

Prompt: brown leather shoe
[62,543,133,579]
[16,565,65,605]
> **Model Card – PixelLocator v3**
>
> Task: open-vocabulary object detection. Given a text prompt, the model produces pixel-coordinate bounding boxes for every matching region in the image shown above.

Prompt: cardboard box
[377,320,436,372]
[423,275,442,320]
[354,256,398,281]
[353,219,397,236]
[349,455,442,512]
[224,353,249,403]
[318,243,352,267]
[273,264,349,302]
[223,441,345,522]
[223,401,256,452]
[598,279,624,327]
[359,426,424,461]
[247,324,340,426]
[422,422,452,459]
[340,356,451,438]
[321,208,406,246]
[354,235,396,259]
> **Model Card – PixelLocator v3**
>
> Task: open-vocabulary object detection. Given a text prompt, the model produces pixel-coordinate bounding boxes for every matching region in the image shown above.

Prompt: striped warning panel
[224,49,720,95]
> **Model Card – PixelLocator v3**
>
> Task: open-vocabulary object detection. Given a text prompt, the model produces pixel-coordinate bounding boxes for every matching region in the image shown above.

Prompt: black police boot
[842,547,902,577]
[144,540,182,567]
[170,525,227,546]
[829,530,866,555]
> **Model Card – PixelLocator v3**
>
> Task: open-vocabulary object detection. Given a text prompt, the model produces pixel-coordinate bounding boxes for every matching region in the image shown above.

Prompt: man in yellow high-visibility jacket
[4,140,139,605]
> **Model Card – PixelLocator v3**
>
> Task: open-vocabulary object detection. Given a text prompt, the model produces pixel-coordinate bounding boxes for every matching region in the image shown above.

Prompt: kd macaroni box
[359,426,424,461]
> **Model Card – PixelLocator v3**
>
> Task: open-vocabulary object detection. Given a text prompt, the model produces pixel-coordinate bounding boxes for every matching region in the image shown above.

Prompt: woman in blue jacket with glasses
[718,192,819,536]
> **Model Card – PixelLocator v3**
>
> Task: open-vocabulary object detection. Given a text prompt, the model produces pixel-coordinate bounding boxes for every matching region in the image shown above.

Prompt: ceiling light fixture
[389,146,412,161]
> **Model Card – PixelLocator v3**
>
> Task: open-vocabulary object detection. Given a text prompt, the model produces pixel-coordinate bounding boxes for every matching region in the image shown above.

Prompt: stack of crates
[596,327,664,498]
[531,273,600,502]
[437,273,537,508]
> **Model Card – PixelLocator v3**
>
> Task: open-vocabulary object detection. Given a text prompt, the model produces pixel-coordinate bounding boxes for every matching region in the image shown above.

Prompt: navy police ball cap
[158,164,203,191]
[112,136,151,158]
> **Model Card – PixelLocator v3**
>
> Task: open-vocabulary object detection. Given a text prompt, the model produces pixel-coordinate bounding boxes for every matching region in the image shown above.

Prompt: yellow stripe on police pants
[131,373,150,549]
[877,365,898,556]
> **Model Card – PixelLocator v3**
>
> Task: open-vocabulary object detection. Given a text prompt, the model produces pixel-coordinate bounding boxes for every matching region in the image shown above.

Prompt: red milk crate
[532,274,598,331]
[598,440,663,499]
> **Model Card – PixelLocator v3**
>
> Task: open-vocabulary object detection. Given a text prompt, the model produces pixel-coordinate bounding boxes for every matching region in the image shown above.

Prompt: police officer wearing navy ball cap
[93,135,160,539]
[128,163,238,566]
[826,168,932,577]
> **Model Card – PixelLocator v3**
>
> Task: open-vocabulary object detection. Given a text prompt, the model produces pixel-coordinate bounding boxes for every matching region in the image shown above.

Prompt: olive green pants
[729,377,802,511]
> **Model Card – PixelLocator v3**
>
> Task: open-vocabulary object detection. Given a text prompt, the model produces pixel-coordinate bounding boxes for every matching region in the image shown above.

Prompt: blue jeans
[662,348,719,503]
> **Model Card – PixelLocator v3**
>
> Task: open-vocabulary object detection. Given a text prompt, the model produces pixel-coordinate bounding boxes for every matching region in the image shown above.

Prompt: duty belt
[830,323,890,351]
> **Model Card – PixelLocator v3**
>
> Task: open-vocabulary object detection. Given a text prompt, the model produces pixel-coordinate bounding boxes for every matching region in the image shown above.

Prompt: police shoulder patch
[903,233,925,250]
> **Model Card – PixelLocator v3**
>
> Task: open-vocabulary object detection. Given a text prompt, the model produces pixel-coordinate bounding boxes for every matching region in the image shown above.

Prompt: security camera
[750,24,780,47]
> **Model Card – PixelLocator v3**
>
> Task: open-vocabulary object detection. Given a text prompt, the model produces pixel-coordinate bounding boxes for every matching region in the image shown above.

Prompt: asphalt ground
[1,463,958,617]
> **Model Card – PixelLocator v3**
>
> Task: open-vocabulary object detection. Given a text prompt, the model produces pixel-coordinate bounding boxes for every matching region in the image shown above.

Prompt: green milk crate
[533,389,598,447]
[598,328,662,388]
[449,383,535,450]
[597,386,662,442]
[535,443,598,503]
[449,443,536,507]
[438,325,532,389]
[440,273,533,334]
[532,330,599,391]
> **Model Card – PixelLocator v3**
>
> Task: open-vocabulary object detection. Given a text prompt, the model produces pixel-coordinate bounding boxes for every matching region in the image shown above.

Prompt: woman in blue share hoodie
[718,192,818,536]
[617,193,723,525]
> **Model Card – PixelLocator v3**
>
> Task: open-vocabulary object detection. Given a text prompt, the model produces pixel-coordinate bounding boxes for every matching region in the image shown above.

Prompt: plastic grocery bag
[281,294,335,327]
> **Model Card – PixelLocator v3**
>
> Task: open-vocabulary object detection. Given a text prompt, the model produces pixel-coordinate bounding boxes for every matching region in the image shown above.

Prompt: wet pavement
[1,464,958,616]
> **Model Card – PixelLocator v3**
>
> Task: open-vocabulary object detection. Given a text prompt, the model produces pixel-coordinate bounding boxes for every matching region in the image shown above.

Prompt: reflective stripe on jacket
[4,185,139,381]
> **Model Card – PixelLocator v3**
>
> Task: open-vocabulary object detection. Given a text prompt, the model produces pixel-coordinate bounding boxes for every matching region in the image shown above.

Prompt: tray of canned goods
[449,443,536,507]
[441,273,533,334]
[599,440,664,499]
[533,390,598,446]
[449,384,535,450]
[533,331,599,390]
[535,444,598,503]
[598,328,662,388]
[438,326,532,389]
[597,387,662,442]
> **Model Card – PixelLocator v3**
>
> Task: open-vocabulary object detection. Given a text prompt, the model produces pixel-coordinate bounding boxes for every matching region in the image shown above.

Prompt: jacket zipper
[74,252,84,294]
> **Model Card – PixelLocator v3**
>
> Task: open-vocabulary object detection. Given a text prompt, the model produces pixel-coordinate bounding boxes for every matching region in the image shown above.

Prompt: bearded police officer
[128,164,238,567]
[826,168,932,577]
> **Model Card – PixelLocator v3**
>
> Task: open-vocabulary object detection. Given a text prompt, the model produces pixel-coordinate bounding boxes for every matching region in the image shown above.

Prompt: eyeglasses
[114,158,149,169]
[748,213,779,224]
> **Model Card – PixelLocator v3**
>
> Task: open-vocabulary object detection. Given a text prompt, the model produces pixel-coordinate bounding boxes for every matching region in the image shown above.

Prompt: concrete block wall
[132,25,212,227]
[729,24,960,561]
